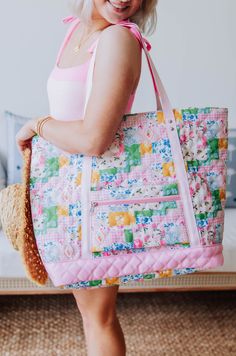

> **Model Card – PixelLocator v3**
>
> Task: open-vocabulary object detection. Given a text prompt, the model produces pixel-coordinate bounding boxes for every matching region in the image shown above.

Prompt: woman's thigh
[72,285,120,323]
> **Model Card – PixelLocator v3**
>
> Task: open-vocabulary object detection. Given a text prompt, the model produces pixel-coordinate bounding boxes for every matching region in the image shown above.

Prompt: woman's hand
[15,117,39,156]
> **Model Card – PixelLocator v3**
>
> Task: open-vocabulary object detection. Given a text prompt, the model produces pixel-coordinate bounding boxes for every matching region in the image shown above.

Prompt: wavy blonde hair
[68,0,158,36]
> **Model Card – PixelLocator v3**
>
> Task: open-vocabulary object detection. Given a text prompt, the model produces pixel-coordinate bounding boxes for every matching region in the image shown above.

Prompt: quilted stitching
[45,244,223,286]
[29,107,228,287]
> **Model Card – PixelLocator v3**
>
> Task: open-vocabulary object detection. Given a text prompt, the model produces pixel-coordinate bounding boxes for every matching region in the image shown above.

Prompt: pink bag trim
[45,244,224,286]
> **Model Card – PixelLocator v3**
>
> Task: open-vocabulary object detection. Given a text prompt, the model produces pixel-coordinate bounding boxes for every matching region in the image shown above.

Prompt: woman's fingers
[16,139,30,157]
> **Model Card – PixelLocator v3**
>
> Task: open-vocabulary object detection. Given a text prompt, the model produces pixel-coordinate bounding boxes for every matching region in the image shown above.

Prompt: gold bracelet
[36,116,53,138]
[39,116,53,138]
[35,116,49,136]
[38,117,50,137]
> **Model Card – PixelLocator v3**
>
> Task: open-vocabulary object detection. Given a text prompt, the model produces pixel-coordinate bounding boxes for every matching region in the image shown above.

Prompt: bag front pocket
[89,195,190,255]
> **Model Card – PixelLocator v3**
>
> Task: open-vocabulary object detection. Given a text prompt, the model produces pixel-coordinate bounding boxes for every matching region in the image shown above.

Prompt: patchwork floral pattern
[30,107,228,289]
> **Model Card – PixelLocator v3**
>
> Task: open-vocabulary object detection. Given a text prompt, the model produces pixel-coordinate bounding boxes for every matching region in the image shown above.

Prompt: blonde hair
[68,0,158,36]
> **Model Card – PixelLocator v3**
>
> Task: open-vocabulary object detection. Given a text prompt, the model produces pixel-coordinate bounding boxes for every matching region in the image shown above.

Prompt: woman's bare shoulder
[95,24,142,91]
[98,23,142,59]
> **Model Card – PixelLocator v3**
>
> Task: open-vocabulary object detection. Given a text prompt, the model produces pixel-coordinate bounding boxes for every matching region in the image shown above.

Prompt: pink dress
[46,16,144,289]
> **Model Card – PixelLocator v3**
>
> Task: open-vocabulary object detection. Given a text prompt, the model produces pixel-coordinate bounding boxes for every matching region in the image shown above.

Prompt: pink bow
[117,19,152,52]
[142,37,152,51]
[62,15,77,24]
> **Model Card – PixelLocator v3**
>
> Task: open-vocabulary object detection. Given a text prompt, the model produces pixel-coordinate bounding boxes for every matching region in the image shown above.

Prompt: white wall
[0,0,235,169]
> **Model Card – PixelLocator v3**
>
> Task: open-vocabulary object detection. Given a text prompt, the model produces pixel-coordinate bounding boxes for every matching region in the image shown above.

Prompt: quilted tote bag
[29,20,228,287]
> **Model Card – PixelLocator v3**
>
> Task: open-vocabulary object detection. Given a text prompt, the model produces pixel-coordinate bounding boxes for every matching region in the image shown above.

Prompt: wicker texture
[0,146,48,286]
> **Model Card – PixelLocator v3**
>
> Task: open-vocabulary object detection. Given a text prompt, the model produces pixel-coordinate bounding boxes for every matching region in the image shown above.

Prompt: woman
[16,1,158,355]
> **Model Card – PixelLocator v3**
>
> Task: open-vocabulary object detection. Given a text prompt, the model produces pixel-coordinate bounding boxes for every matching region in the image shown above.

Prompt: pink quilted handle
[117,20,163,110]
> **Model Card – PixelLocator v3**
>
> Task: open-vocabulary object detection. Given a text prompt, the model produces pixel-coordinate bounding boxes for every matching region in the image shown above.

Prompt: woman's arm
[30,118,94,155]
[29,25,142,156]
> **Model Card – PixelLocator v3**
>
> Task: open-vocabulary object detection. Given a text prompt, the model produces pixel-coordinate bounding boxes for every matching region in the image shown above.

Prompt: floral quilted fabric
[30,107,228,289]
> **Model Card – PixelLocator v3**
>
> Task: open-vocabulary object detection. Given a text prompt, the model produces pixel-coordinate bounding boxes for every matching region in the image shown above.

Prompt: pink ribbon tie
[62,15,77,24]
[143,37,152,51]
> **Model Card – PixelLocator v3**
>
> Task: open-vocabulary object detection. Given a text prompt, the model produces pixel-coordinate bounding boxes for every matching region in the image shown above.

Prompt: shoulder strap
[117,19,152,51]
[116,20,161,111]
[55,16,80,66]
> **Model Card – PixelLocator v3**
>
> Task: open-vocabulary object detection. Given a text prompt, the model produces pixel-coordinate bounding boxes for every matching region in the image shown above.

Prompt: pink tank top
[47,16,141,121]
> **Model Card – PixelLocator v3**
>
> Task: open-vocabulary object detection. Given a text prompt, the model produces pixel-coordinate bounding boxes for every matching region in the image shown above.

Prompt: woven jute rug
[0,291,236,356]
